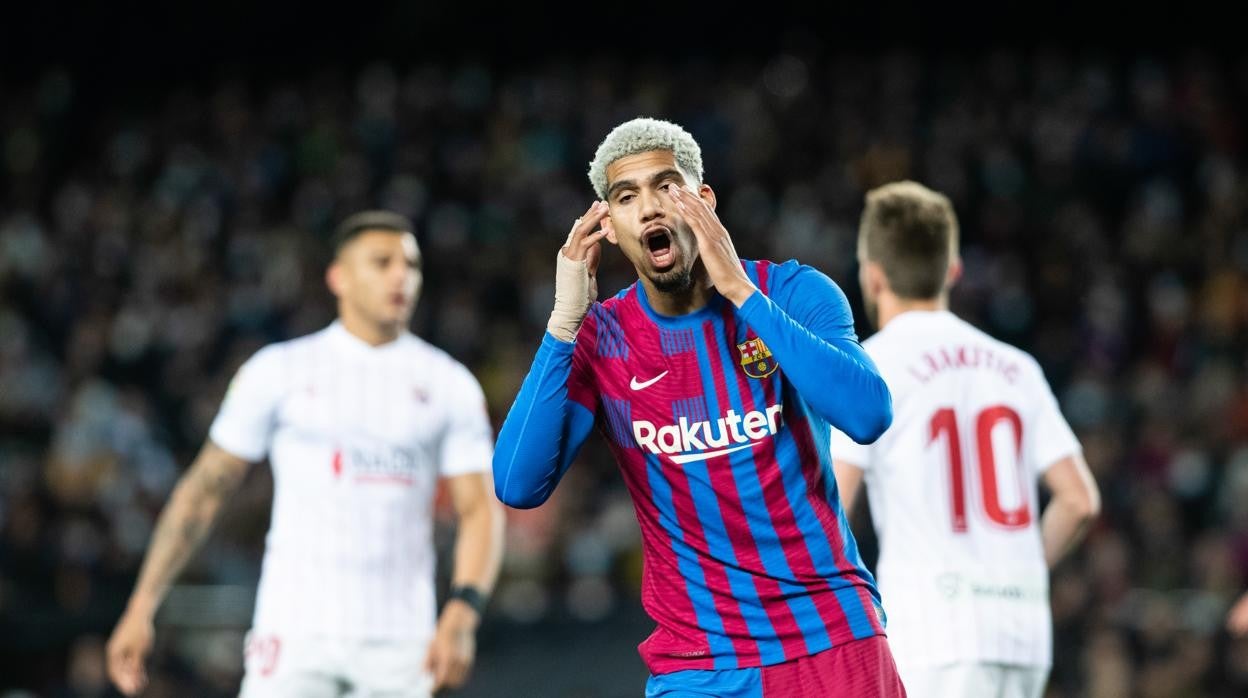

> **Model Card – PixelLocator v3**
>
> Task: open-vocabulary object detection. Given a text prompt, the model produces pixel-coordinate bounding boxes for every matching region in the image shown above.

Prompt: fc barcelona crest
[737,337,778,379]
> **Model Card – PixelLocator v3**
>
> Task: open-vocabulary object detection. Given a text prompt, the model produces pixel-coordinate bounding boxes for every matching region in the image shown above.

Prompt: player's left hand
[666,184,758,307]
[425,601,478,692]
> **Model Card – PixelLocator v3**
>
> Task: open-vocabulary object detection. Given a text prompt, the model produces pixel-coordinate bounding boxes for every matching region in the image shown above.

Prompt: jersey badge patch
[737,337,778,379]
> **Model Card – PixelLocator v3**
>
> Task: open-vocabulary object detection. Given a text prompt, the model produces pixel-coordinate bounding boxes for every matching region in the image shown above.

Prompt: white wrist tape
[547,250,593,342]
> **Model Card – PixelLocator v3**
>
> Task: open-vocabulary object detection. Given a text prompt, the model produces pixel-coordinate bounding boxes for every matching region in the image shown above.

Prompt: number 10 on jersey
[928,405,1031,533]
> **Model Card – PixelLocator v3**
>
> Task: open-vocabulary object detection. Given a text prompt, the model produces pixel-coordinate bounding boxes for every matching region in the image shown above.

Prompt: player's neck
[338,312,403,347]
[641,274,716,317]
[877,293,946,329]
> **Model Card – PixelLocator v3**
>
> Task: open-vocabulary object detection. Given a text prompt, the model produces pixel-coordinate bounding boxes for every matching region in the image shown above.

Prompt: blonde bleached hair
[587,117,704,199]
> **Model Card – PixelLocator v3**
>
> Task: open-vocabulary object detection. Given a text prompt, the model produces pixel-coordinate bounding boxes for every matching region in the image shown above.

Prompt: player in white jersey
[106,211,505,697]
[830,182,1101,698]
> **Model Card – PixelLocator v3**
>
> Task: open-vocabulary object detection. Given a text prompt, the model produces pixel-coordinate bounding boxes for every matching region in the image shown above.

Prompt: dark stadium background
[2,2,1247,696]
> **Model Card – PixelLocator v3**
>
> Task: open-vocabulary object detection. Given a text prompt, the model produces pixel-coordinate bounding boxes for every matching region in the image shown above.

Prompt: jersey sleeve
[492,316,601,509]
[208,345,285,462]
[737,260,893,444]
[1026,357,1081,474]
[438,364,496,478]
[829,426,873,470]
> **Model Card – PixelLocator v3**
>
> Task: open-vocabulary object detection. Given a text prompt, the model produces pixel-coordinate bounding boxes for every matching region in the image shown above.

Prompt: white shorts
[238,630,434,697]
[897,661,1049,698]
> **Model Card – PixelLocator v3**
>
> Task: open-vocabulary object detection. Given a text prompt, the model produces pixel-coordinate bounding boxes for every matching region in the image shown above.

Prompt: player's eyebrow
[605,178,637,200]
[648,169,685,187]
[605,169,686,199]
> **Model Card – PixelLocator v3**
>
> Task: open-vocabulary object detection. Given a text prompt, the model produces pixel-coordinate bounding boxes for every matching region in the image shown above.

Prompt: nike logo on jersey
[630,371,669,391]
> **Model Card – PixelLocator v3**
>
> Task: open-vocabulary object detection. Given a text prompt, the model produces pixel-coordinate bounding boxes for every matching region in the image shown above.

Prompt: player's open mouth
[643,227,675,270]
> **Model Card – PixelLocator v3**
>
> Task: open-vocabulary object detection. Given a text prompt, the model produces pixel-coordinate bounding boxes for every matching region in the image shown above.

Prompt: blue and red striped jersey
[494,259,893,674]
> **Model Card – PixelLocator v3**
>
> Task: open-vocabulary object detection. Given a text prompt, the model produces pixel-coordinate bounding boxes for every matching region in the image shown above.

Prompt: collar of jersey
[633,281,727,328]
[880,309,956,336]
[327,320,412,354]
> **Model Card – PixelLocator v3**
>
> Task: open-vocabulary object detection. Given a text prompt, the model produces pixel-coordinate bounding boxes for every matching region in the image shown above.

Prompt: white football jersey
[209,321,493,640]
[831,310,1080,669]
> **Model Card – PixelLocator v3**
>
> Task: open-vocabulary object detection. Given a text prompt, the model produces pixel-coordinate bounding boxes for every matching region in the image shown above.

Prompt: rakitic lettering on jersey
[737,337,778,379]
[632,405,784,464]
[907,345,1020,385]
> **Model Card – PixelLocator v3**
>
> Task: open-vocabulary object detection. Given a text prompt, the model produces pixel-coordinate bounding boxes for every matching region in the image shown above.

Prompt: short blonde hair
[858,181,959,299]
[587,117,703,199]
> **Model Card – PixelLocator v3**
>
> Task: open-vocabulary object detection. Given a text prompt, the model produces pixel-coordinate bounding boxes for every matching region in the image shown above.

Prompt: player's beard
[650,265,695,294]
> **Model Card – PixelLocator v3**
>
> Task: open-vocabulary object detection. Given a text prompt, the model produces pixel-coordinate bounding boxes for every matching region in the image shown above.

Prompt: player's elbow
[840,410,891,445]
[492,446,565,509]
[493,480,551,510]
[843,386,893,444]
[1056,481,1101,527]
[496,491,547,510]
[1071,481,1102,523]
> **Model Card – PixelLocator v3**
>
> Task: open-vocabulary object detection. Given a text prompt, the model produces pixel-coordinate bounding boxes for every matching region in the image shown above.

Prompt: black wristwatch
[447,584,488,616]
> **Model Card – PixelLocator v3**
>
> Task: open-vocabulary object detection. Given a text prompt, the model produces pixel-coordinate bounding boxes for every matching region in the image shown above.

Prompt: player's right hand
[560,200,611,264]
[107,610,155,696]
[548,201,611,342]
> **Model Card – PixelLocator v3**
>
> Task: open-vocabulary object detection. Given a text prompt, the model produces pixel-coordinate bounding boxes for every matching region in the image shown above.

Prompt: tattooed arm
[106,441,252,695]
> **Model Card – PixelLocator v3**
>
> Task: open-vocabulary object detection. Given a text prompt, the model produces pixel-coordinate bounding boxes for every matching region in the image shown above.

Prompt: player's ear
[326,262,346,297]
[946,256,963,290]
[864,261,888,297]
[697,183,717,211]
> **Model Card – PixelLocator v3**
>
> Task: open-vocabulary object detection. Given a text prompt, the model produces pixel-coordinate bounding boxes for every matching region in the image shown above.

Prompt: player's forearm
[832,460,865,520]
[125,445,249,618]
[450,496,505,596]
[736,292,892,442]
[548,257,593,342]
[1040,494,1097,567]
[125,479,230,618]
[493,334,593,508]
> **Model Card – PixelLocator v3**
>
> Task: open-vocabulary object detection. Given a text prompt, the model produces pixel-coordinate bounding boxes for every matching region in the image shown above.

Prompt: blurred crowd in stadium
[2,48,1248,696]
